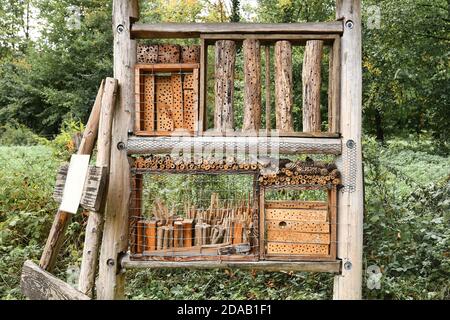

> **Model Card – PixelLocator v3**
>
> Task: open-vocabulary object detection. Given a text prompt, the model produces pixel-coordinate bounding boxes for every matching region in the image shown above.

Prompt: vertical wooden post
[199,39,208,132]
[274,41,294,132]
[243,39,261,131]
[39,80,104,272]
[214,40,236,131]
[265,46,271,133]
[333,0,363,300]
[78,78,118,297]
[302,40,323,132]
[97,0,138,300]
[328,36,341,133]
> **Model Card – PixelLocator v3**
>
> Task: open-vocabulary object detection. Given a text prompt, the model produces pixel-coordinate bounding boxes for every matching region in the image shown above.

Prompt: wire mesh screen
[135,66,199,135]
[129,172,259,260]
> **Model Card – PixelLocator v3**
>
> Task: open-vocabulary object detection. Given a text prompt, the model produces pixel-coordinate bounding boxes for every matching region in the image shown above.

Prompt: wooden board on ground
[21,260,90,300]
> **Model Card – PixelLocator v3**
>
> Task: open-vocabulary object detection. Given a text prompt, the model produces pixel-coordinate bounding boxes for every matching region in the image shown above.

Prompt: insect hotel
[21,0,364,300]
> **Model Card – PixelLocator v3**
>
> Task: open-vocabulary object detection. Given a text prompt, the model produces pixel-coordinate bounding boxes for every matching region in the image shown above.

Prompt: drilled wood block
[156,76,174,131]
[137,44,158,64]
[266,208,327,222]
[183,74,194,89]
[266,220,329,233]
[171,74,184,129]
[183,89,195,131]
[158,44,180,63]
[265,201,327,210]
[267,230,330,244]
[181,45,200,63]
[267,242,329,255]
[143,74,155,131]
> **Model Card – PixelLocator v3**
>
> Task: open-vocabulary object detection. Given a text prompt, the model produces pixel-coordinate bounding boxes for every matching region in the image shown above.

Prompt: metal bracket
[342,139,357,193]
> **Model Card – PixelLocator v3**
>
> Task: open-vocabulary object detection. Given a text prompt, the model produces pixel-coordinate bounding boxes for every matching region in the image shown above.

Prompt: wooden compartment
[129,171,260,262]
[135,44,201,136]
[135,64,199,136]
[260,188,337,261]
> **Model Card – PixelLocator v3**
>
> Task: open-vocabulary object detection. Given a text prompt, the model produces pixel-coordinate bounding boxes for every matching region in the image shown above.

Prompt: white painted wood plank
[59,155,90,214]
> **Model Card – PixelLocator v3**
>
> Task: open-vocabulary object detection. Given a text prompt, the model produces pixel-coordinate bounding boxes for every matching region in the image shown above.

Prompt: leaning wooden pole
[39,80,105,272]
[333,0,364,300]
[78,78,118,297]
[274,41,294,132]
[242,39,261,131]
[302,40,323,132]
[214,40,236,131]
[97,0,138,300]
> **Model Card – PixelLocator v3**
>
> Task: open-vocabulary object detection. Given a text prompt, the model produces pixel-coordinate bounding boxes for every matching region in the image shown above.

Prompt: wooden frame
[128,171,261,262]
[121,255,341,273]
[131,22,344,39]
[135,63,200,136]
[259,186,337,262]
[198,34,341,136]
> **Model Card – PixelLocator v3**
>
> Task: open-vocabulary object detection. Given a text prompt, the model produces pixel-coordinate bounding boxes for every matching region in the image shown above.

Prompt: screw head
[346,139,356,149]
[117,142,126,150]
[344,261,352,270]
[107,258,115,267]
[116,24,125,33]
[345,20,354,29]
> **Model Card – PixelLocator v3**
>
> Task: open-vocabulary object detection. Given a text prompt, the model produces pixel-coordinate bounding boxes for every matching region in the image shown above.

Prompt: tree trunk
[274,41,294,132]
[214,40,236,131]
[243,39,261,131]
[302,40,323,132]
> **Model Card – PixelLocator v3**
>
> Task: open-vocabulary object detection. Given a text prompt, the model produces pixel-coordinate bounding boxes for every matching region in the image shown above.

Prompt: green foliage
[362,0,450,142]
[0,0,112,135]
[0,122,49,146]
[1,137,449,299]
[50,118,85,161]
[362,137,450,299]
[126,269,331,300]
[0,145,86,299]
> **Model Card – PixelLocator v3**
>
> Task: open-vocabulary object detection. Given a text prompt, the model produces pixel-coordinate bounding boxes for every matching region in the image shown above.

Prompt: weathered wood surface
[78,77,118,298]
[302,40,324,132]
[328,35,341,133]
[131,22,344,39]
[333,0,364,300]
[199,39,208,131]
[214,40,236,131]
[21,260,90,300]
[97,0,136,300]
[40,81,104,272]
[53,165,108,212]
[243,39,261,131]
[274,41,294,132]
[265,46,271,132]
[121,255,341,273]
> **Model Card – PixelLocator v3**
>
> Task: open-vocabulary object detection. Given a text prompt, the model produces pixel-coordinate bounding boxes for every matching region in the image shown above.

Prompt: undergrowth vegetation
[0,135,448,299]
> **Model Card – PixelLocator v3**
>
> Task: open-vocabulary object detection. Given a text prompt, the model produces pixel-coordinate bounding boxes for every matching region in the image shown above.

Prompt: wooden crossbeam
[131,22,344,39]
[120,255,341,273]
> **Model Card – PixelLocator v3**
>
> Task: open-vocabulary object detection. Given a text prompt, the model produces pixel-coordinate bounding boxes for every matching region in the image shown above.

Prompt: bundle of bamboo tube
[133,155,263,172]
[135,193,254,256]
[259,159,341,187]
